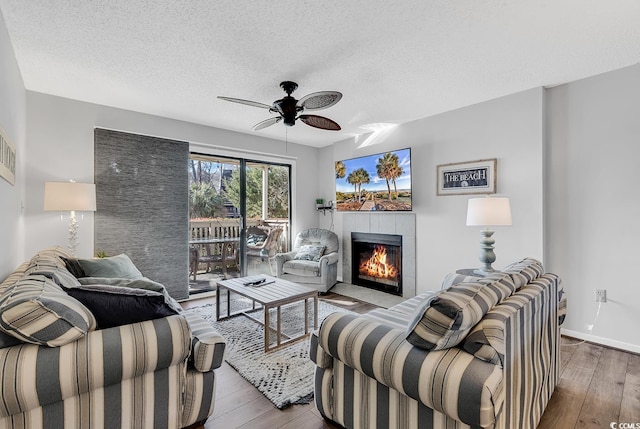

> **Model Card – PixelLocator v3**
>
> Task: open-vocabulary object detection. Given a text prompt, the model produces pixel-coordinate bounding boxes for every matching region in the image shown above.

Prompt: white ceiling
[1,1,640,148]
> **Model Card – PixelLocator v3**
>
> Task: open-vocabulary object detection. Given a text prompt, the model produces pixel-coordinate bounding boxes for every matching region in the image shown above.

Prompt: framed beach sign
[0,128,16,186]
[436,158,496,196]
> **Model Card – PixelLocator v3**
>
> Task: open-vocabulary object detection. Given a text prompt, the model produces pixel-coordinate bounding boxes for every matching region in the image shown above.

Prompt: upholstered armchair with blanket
[275,228,339,293]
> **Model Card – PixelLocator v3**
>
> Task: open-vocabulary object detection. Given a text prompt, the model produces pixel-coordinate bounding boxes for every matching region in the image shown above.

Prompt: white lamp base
[68,210,79,256]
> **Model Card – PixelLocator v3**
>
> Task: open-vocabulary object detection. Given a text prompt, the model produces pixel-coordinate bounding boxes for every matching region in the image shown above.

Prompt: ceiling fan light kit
[218,81,342,131]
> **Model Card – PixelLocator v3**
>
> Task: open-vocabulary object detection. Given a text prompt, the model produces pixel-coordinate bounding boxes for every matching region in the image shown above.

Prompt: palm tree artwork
[335,160,346,179]
[390,164,404,199]
[347,170,358,197]
[335,148,412,211]
[347,168,370,203]
[353,168,370,201]
[376,152,402,201]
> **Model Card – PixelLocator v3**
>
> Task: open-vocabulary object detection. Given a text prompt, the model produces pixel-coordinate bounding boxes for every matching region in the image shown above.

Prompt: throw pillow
[64,284,179,329]
[0,329,22,348]
[403,293,438,335]
[502,257,544,289]
[247,234,267,246]
[293,244,326,262]
[460,319,503,366]
[440,272,482,290]
[405,272,516,351]
[77,253,143,279]
[78,276,183,313]
[28,253,67,271]
[0,275,97,347]
[60,256,87,278]
[25,266,81,289]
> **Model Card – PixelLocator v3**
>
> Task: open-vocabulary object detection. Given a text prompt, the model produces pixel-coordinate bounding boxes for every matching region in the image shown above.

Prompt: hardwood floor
[183,292,640,429]
[538,338,640,429]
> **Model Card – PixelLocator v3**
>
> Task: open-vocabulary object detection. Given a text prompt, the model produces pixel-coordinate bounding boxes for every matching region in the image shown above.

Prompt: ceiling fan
[218,81,342,131]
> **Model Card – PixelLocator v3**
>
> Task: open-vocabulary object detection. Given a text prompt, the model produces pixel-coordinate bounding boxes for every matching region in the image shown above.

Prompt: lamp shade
[44,182,96,211]
[466,197,512,226]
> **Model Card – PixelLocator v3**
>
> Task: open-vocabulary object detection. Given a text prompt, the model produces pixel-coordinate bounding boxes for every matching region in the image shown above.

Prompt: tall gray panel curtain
[94,128,189,300]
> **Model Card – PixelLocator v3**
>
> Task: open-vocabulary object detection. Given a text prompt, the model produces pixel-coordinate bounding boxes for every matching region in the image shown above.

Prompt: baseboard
[178,290,217,302]
[561,328,640,354]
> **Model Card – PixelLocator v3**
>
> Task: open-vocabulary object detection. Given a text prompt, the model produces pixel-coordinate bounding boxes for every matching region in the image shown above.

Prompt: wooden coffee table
[216,275,318,352]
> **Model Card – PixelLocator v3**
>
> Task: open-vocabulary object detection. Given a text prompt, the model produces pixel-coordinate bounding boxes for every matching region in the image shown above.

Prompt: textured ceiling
[1,1,640,147]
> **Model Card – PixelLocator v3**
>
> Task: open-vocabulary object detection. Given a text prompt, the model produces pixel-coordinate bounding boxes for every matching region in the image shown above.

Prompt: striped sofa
[0,247,226,429]
[310,258,566,429]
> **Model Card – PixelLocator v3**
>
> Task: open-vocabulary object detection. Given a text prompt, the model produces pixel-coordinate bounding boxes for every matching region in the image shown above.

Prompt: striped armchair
[310,258,565,429]
[0,247,226,429]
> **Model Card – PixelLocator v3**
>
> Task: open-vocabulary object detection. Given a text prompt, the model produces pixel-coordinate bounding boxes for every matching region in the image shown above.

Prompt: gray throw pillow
[293,244,326,262]
[77,254,143,279]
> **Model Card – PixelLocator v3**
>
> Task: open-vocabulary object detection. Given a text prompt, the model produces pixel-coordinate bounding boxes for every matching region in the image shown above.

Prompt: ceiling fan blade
[299,115,341,131]
[299,91,342,111]
[217,96,272,110]
[253,116,282,131]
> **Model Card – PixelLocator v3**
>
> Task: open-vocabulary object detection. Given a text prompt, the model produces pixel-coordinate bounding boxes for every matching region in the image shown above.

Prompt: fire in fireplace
[351,232,402,295]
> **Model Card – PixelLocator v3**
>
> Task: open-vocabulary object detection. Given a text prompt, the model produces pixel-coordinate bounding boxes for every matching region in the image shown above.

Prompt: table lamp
[466,196,512,274]
[44,181,97,256]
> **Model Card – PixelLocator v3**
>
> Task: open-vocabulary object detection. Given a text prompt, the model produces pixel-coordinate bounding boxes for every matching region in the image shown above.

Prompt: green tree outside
[222,165,289,219]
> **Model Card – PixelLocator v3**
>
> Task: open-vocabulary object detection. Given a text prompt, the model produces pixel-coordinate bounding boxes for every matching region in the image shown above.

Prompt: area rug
[185,298,354,409]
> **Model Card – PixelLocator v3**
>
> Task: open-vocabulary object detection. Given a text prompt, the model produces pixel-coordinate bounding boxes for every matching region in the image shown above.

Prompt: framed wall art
[436,158,496,196]
[0,128,16,186]
[335,148,412,211]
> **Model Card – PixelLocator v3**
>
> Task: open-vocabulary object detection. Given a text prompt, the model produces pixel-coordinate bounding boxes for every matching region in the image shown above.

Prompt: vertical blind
[94,128,189,300]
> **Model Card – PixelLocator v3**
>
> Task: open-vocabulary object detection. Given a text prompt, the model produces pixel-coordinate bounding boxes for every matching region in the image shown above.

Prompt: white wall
[321,88,545,293]
[24,92,321,260]
[0,9,26,279]
[546,64,640,353]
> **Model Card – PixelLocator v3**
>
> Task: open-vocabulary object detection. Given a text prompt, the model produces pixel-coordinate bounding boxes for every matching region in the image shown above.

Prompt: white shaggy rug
[185,298,354,409]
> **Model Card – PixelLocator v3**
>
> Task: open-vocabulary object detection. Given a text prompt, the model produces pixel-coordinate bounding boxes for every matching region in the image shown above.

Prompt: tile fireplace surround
[341,213,416,298]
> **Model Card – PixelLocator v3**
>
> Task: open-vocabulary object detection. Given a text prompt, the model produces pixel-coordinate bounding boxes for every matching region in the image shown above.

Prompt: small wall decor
[0,128,16,185]
[437,158,496,196]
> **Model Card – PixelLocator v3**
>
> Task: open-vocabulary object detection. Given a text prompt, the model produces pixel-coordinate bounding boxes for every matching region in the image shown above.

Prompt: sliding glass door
[243,161,290,276]
[188,153,290,287]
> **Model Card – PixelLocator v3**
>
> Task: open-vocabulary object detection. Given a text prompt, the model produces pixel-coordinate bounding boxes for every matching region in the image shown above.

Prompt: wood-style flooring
[182,292,640,429]
[538,337,640,429]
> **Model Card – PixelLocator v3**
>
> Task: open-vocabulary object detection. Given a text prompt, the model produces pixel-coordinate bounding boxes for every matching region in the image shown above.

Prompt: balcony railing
[189,218,289,280]
[189,218,288,247]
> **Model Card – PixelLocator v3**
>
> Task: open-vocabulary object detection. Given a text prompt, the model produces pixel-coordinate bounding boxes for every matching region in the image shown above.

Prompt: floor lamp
[44,182,97,256]
[466,196,512,275]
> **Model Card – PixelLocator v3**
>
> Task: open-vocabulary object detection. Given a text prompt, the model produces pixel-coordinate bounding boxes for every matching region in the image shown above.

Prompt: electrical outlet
[595,289,607,302]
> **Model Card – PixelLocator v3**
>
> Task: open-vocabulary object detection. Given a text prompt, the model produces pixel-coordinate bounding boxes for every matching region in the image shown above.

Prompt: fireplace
[351,232,402,296]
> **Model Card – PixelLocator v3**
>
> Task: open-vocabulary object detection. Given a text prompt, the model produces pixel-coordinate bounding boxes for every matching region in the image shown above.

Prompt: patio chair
[275,228,339,293]
[197,240,239,278]
[247,227,283,274]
